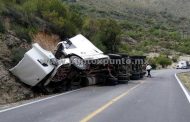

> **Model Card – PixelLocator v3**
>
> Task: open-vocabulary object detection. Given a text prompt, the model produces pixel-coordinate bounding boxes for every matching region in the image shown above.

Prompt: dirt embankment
[33,32,60,51]
[0,32,34,105]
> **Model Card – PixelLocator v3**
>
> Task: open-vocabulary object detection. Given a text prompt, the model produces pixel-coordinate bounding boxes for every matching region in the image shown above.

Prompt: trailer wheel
[107,77,118,85]
[117,74,129,84]
[70,75,83,90]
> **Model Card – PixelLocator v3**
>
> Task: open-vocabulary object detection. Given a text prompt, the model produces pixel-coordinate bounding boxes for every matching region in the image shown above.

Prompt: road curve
[0,69,189,122]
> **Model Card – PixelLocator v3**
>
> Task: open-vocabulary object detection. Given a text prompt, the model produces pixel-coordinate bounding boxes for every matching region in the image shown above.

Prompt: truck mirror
[65,38,72,45]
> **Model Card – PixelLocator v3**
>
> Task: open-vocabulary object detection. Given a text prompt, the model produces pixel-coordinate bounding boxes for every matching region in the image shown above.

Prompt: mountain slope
[76,0,190,18]
[69,0,190,54]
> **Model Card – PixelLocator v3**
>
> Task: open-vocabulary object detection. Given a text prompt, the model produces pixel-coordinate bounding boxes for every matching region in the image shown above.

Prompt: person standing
[146,64,152,77]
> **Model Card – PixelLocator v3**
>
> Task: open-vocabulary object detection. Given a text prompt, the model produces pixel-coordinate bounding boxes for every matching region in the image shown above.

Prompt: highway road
[0,69,190,122]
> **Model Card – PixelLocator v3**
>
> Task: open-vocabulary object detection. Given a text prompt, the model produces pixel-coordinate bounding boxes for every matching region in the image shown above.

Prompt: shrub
[0,1,5,13]
[13,25,32,43]
[172,55,179,62]
[96,19,122,53]
[118,44,130,53]
[148,58,157,69]
[11,47,27,65]
[129,50,144,56]
[82,18,99,39]
[155,55,172,68]
[168,31,181,40]
[20,0,37,12]
[0,19,5,33]
[82,18,122,53]
[92,37,107,52]
[177,39,190,54]
[120,21,138,30]
[12,24,37,43]
[62,20,78,38]
[17,30,31,43]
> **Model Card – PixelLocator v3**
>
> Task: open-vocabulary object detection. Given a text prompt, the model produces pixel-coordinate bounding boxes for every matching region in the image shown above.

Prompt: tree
[147,58,157,69]
[82,18,99,39]
[172,55,179,62]
[156,55,172,68]
[97,19,122,53]
[82,18,122,53]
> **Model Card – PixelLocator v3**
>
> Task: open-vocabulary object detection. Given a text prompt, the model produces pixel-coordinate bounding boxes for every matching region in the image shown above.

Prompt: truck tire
[70,75,83,90]
[117,74,129,84]
[107,77,118,85]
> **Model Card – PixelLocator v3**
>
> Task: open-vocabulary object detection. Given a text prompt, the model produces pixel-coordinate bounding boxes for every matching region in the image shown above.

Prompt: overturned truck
[10,34,146,93]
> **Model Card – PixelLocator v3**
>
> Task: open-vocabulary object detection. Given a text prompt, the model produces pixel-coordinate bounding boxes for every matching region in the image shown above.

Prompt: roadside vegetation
[177,72,190,91]
[69,0,190,55]
[148,55,172,69]
[1,0,190,55]
[0,0,122,54]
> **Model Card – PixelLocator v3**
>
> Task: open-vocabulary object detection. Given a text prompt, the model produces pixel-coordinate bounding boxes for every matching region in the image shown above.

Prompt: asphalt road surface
[0,69,190,122]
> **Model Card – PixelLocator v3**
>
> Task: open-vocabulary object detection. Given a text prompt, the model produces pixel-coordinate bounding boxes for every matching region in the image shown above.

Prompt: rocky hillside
[0,31,60,105]
[75,0,190,19]
[0,32,35,105]
[125,0,190,18]
[71,0,190,32]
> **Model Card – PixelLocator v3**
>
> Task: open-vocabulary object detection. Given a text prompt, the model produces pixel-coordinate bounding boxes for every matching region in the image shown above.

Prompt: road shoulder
[175,73,190,103]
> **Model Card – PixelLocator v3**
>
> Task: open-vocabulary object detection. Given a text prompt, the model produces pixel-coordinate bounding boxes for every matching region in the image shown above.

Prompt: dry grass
[33,32,60,52]
[177,72,190,91]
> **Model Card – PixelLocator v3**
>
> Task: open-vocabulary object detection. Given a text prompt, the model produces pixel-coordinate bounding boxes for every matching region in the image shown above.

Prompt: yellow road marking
[80,82,143,122]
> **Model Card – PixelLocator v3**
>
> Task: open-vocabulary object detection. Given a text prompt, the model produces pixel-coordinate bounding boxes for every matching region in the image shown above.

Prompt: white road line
[175,73,190,103]
[0,88,83,113]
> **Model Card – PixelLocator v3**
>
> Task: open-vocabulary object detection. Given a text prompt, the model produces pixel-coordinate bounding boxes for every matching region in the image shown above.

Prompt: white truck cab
[10,43,56,86]
[56,34,109,60]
